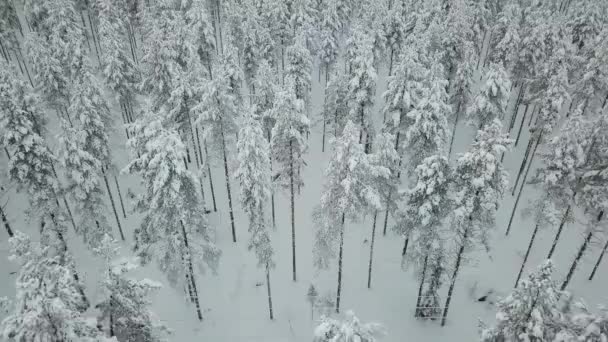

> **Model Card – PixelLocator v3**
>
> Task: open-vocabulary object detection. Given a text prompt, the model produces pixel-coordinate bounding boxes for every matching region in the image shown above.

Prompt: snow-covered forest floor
[1,0,607,341]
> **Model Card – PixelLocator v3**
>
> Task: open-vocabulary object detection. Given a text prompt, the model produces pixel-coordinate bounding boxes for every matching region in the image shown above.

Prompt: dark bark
[180,220,203,321]
[448,100,462,158]
[514,223,540,288]
[547,205,570,259]
[511,138,534,196]
[388,47,394,76]
[186,107,200,168]
[441,226,469,327]
[589,236,608,281]
[1,205,14,237]
[402,236,409,257]
[514,104,529,147]
[103,171,125,241]
[367,211,378,289]
[508,85,524,133]
[113,175,127,219]
[266,263,274,320]
[204,140,218,212]
[50,162,77,232]
[415,254,429,317]
[220,121,236,242]
[336,213,345,313]
[561,211,603,290]
[290,141,296,281]
[268,130,276,229]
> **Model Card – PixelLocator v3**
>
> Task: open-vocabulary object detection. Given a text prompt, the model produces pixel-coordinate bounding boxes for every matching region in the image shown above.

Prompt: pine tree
[290,0,319,53]
[488,2,522,73]
[480,260,566,342]
[382,0,407,75]
[285,33,313,107]
[403,54,450,173]
[442,120,512,326]
[126,118,221,321]
[321,65,349,150]
[466,63,511,129]
[1,232,108,342]
[240,0,274,87]
[313,311,386,342]
[194,56,241,243]
[270,82,310,282]
[394,155,451,318]
[557,301,608,341]
[259,0,291,73]
[318,0,340,80]
[234,111,275,320]
[313,121,390,312]
[95,239,170,342]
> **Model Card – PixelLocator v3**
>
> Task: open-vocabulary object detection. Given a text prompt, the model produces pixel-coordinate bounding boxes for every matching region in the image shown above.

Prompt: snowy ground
[1,27,608,342]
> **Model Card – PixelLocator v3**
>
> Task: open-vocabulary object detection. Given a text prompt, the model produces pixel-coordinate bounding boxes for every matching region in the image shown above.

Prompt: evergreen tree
[480,260,565,342]
[557,301,608,341]
[1,232,108,342]
[322,65,349,149]
[403,54,450,173]
[240,0,274,87]
[441,120,512,326]
[394,155,451,318]
[318,0,340,80]
[126,118,221,321]
[290,0,318,53]
[270,82,310,282]
[234,111,275,320]
[285,33,313,107]
[466,63,511,129]
[488,2,522,73]
[382,0,407,75]
[314,311,385,342]
[96,244,170,342]
[313,121,390,312]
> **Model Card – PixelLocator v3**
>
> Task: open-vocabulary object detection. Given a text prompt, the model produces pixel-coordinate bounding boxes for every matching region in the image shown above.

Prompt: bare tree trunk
[506,133,541,236]
[514,223,540,288]
[547,205,571,259]
[1,205,14,237]
[216,0,223,53]
[441,226,469,327]
[511,138,534,195]
[103,171,125,241]
[388,47,394,76]
[187,110,200,168]
[113,175,127,219]
[367,211,378,289]
[220,121,236,242]
[290,141,297,281]
[514,104,529,147]
[561,211,603,290]
[336,213,345,313]
[382,195,390,236]
[50,162,77,232]
[204,140,218,212]
[589,236,608,281]
[415,254,429,317]
[266,263,274,320]
[180,220,203,321]
[448,101,462,158]
[16,47,34,87]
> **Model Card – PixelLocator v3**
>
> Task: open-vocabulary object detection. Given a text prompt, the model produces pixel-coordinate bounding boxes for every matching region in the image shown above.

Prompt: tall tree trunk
[16,47,33,87]
[547,205,571,259]
[415,254,429,317]
[186,109,200,168]
[514,104,529,147]
[204,140,218,212]
[367,211,378,289]
[220,121,236,242]
[180,220,203,321]
[508,86,524,133]
[514,223,540,288]
[0,205,13,237]
[512,138,534,195]
[216,0,223,53]
[382,194,390,236]
[290,141,297,281]
[50,162,77,232]
[441,226,469,327]
[336,213,345,313]
[388,47,394,76]
[113,175,127,219]
[506,133,541,235]
[103,170,125,241]
[267,130,276,229]
[448,101,462,158]
[266,263,274,320]
[561,211,603,290]
[589,235,608,281]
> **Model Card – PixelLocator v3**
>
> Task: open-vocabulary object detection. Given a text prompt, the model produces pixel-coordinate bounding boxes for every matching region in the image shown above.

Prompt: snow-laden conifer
[313,311,385,342]
[466,63,511,129]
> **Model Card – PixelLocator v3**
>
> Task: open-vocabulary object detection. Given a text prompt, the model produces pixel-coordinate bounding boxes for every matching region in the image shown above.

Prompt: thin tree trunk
[204,140,218,212]
[336,213,345,313]
[80,11,91,51]
[388,47,394,76]
[448,101,462,158]
[367,211,378,289]
[514,223,540,288]
[508,86,524,133]
[514,104,529,147]
[216,0,223,53]
[266,263,274,320]
[506,133,541,236]
[0,205,13,237]
[441,226,469,327]
[180,220,203,321]
[50,162,77,232]
[267,130,276,229]
[290,141,297,281]
[547,205,570,259]
[195,126,204,171]
[528,104,536,126]
[383,190,391,236]
[186,109,200,168]
[113,175,127,219]
[415,254,429,317]
[103,171,125,241]
[511,138,534,195]
[87,11,101,62]
[402,236,409,257]
[17,47,34,87]
[561,211,603,290]
[589,236,608,281]
[220,121,236,242]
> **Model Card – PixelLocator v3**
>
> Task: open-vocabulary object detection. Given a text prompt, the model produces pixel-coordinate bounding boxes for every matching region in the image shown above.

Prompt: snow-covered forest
[0,0,607,340]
